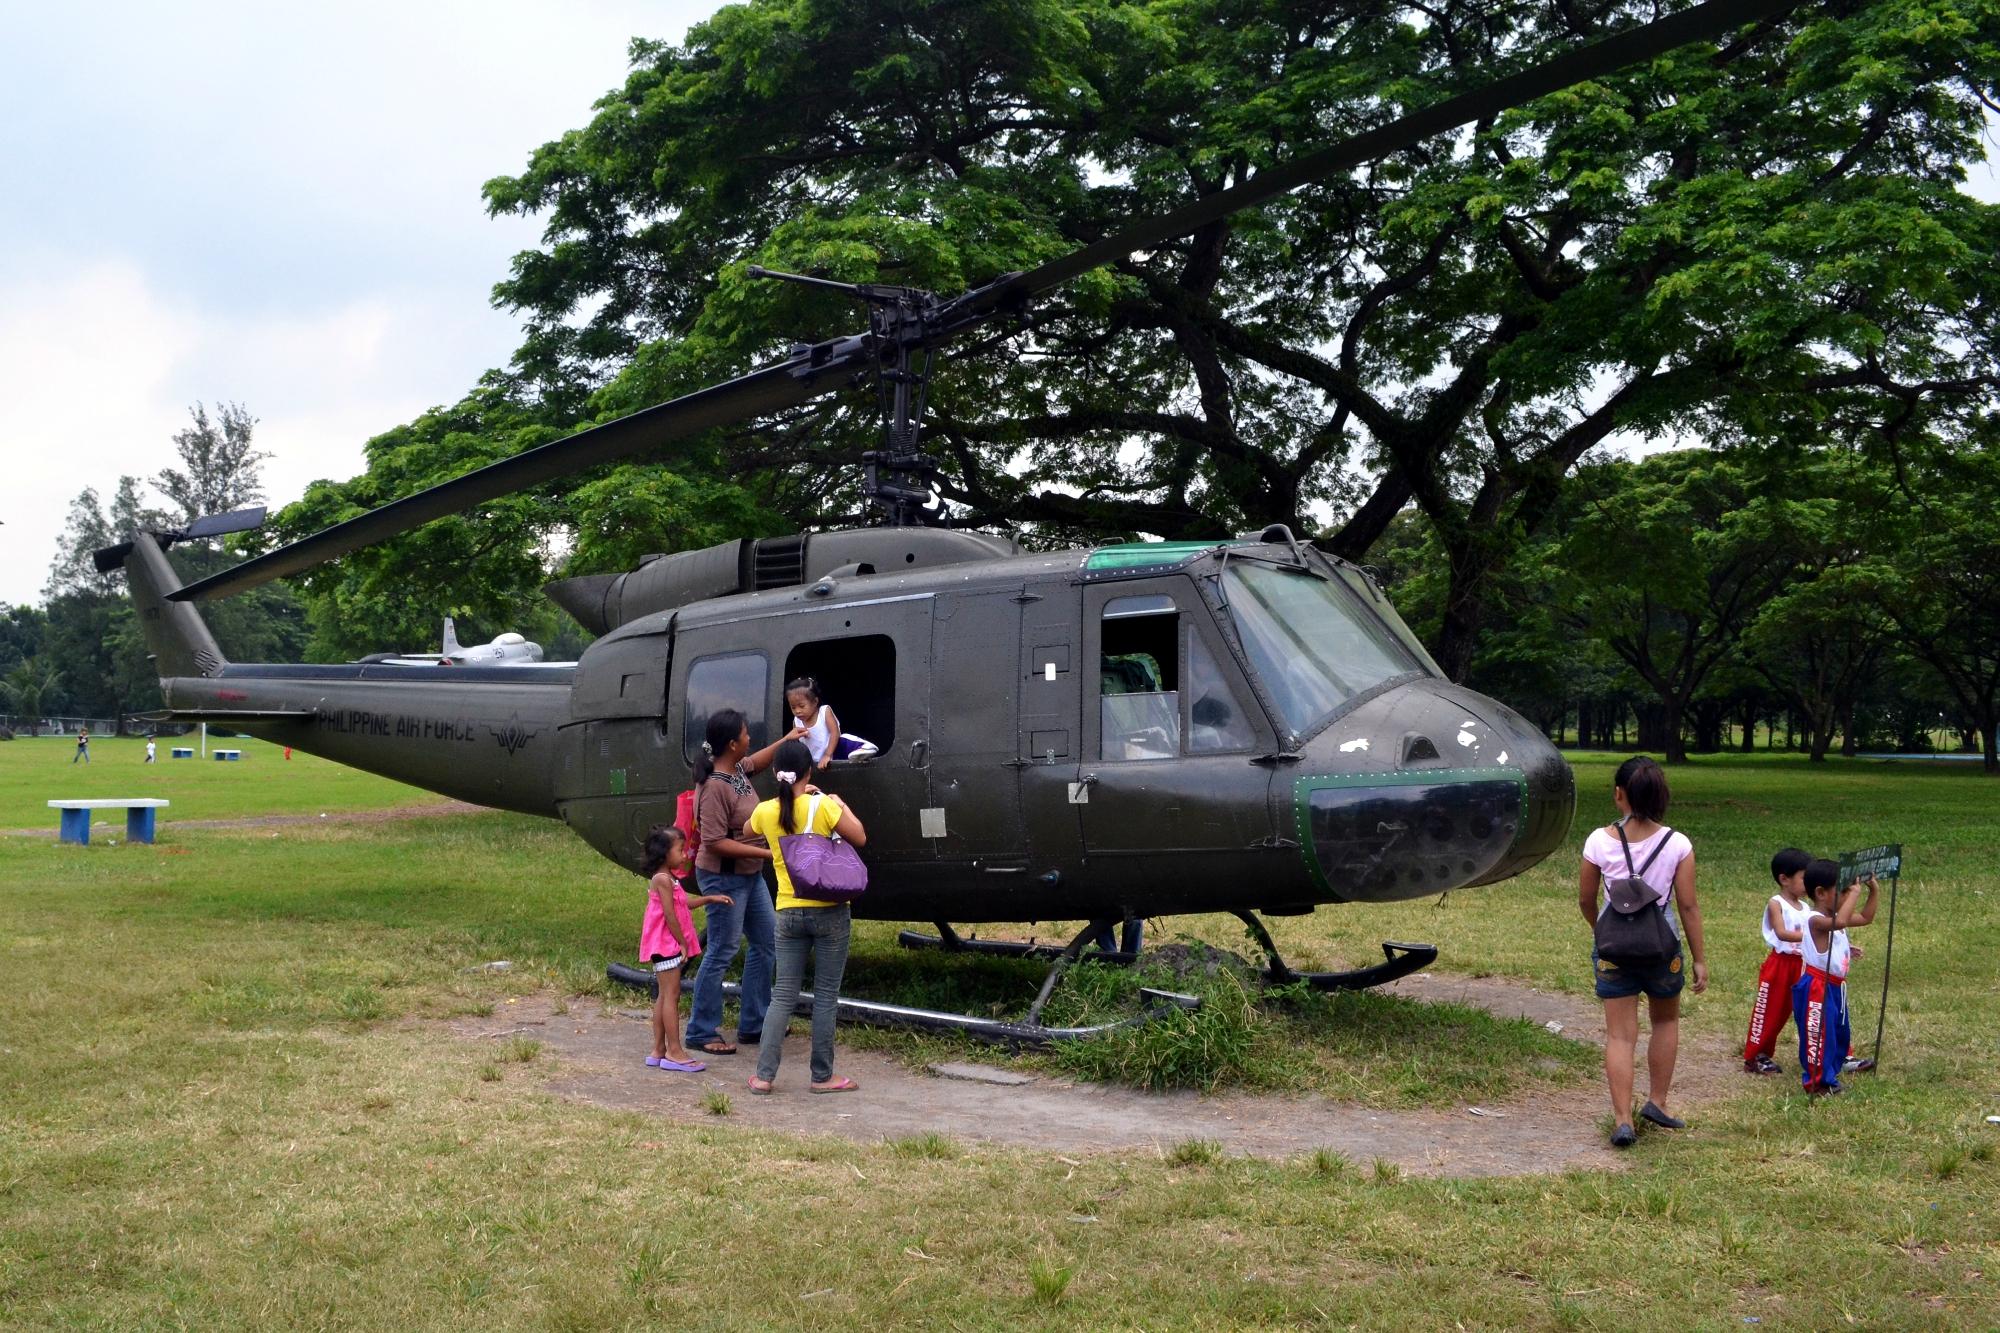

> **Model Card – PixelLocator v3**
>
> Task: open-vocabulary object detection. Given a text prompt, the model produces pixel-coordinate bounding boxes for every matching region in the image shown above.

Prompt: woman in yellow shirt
[746,738,868,1094]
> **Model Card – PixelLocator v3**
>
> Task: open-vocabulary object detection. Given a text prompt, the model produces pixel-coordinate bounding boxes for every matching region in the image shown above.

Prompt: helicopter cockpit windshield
[1223,562,1425,737]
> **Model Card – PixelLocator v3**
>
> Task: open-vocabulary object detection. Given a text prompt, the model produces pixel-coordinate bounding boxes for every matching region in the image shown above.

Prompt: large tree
[413,0,1995,681]
[1553,450,1804,763]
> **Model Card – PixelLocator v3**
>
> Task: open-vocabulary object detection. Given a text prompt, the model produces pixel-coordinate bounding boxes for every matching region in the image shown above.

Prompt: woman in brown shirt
[685,707,788,1055]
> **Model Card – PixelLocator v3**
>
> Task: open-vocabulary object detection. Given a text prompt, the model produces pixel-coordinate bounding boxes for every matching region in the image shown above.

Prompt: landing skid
[1231,911,1438,991]
[896,920,1140,967]
[606,922,1197,1049]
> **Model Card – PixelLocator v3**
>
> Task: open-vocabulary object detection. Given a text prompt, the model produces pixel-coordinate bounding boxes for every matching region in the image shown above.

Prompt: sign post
[1837,843,1902,1072]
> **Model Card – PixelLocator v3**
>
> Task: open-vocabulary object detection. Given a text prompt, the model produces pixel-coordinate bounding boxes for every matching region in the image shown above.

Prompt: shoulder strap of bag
[804,792,825,838]
[1615,821,1636,877]
[1637,826,1674,875]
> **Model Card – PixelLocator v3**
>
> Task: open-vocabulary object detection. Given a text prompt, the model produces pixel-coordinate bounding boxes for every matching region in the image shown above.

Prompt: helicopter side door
[770,595,934,868]
[1077,578,1277,910]
[926,587,1025,881]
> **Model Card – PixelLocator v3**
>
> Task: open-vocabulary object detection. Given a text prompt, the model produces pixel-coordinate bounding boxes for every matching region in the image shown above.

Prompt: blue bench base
[55,807,160,846]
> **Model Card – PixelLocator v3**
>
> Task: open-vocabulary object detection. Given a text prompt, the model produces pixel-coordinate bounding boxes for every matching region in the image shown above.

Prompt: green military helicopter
[104,1,1780,1041]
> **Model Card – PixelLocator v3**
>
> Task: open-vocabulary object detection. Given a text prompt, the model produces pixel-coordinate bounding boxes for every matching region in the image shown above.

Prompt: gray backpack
[1593,824,1678,963]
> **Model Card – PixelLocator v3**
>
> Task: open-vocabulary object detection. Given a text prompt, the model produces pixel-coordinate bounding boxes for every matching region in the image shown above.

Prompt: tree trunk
[1840,700,1858,758]
[1576,704,1592,750]
[1740,697,1757,752]
[1432,555,1488,684]
[1984,715,1998,776]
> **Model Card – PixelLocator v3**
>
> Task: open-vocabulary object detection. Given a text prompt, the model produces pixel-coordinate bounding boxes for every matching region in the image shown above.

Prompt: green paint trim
[1083,540,1233,572]
[1292,767,1526,896]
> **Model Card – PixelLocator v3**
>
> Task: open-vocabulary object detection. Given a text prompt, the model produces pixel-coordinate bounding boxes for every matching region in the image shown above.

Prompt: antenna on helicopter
[746,265,948,528]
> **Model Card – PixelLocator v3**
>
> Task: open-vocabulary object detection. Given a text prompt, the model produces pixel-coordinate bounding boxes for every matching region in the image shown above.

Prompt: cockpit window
[1222,562,1423,736]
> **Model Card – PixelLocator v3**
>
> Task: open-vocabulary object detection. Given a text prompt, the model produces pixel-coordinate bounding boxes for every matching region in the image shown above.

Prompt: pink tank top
[639,875,702,962]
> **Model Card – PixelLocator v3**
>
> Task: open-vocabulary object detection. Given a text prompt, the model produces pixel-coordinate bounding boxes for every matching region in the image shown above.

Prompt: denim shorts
[1592,946,1685,1000]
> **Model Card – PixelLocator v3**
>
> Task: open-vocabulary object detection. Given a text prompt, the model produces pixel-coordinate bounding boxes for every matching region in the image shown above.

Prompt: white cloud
[0,0,716,608]
[0,258,497,603]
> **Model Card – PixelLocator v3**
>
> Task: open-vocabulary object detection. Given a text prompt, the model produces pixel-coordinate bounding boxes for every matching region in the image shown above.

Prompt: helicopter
[101,0,1779,1042]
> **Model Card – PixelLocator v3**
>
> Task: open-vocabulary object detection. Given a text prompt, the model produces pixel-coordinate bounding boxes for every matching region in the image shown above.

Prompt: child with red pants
[1742,847,1811,1074]
[1793,860,1879,1096]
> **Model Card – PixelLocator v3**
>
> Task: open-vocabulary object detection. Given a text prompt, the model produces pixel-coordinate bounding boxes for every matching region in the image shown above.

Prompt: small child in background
[1742,847,1812,1075]
[1793,859,1879,1096]
[638,823,733,1073]
[783,676,879,769]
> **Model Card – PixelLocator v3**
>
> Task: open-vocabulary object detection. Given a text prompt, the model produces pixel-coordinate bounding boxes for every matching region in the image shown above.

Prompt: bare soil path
[453,971,1746,1178]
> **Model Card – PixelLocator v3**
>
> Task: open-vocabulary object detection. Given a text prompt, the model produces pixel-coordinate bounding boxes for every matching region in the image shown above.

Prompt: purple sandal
[657,1057,706,1073]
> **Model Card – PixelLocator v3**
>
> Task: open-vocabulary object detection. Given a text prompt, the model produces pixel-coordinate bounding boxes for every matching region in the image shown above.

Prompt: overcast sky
[1,5,1994,609]
[0,0,716,606]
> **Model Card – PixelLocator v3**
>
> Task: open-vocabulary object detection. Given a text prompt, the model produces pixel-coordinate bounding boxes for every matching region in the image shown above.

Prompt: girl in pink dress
[639,824,733,1072]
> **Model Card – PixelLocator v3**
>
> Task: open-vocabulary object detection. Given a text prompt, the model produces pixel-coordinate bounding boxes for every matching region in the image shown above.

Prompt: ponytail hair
[641,823,686,878]
[785,675,822,705]
[770,738,815,834]
[1614,755,1669,822]
[691,707,747,787]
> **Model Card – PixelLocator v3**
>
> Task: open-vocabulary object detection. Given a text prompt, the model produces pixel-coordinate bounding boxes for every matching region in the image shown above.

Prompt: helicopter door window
[1099,594,1180,761]
[1185,628,1255,752]
[682,651,771,762]
[781,634,895,758]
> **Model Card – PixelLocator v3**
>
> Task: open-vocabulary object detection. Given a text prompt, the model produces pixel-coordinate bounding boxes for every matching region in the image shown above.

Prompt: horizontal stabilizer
[133,708,317,724]
[183,506,268,540]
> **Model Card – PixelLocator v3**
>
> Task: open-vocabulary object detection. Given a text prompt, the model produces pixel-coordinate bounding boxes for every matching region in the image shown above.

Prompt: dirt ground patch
[451,971,1745,1178]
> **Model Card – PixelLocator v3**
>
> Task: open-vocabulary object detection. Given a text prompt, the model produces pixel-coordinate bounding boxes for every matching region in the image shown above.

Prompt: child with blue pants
[1792,860,1878,1095]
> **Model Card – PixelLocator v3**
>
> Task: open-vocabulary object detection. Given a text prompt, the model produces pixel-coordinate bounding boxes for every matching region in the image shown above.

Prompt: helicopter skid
[605,962,1197,1048]
[895,927,1140,967]
[1261,940,1439,991]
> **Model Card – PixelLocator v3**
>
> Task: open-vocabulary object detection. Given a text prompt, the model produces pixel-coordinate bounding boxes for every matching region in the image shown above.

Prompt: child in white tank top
[1742,847,1812,1074]
[783,676,879,768]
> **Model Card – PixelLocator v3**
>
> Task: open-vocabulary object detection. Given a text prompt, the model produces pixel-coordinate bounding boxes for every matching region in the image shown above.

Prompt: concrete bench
[213,749,242,761]
[170,747,194,759]
[48,798,170,846]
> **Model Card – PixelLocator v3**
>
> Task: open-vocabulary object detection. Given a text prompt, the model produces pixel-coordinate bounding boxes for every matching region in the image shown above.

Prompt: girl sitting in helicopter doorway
[784,676,879,770]
[638,823,734,1073]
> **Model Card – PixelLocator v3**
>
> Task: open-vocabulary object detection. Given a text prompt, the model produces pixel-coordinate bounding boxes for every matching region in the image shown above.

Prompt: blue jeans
[685,868,774,1048]
[756,905,852,1085]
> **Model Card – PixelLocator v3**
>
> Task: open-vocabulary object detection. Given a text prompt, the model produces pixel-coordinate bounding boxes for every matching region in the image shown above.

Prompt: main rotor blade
[952,0,1796,318]
[170,338,877,601]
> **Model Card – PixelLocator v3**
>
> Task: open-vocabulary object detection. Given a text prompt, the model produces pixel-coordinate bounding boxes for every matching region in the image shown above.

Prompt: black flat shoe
[1609,1123,1637,1149]
[1639,1101,1685,1130]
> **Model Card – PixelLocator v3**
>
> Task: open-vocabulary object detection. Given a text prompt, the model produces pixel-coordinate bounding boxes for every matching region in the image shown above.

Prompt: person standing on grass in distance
[638,824,733,1073]
[1578,756,1708,1149]
[747,738,867,1096]
[73,728,89,764]
[144,736,157,763]
[685,708,789,1058]
[1741,847,1812,1075]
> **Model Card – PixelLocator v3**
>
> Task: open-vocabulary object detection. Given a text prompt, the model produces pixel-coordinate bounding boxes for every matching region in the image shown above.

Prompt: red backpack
[675,788,702,869]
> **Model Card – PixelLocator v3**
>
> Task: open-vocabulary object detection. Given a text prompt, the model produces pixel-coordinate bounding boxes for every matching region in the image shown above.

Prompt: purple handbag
[777,794,868,903]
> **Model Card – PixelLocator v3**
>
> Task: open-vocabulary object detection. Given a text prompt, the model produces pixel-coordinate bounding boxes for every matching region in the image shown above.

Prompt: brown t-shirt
[694,772,765,875]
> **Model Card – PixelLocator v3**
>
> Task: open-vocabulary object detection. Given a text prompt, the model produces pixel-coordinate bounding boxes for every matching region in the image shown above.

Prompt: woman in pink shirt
[1577,756,1708,1149]
[638,824,733,1073]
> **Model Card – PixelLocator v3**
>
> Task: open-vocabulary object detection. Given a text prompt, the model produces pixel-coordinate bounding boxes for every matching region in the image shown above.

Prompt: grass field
[2,746,1997,1328]
[0,735,433,828]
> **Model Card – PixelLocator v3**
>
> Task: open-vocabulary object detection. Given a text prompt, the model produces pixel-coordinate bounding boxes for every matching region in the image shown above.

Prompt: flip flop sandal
[809,1077,859,1094]
[747,1078,773,1096]
[698,1041,738,1056]
[736,1032,763,1045]
[657,1058,706,1073]
[645,1055,663,1068]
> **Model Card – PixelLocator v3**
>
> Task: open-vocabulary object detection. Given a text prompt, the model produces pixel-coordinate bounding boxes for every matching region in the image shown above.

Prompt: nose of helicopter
[1291,681,1575,904]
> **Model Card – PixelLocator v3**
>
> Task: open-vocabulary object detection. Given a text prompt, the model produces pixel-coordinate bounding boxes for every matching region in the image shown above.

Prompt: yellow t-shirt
[748,793,848,910]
